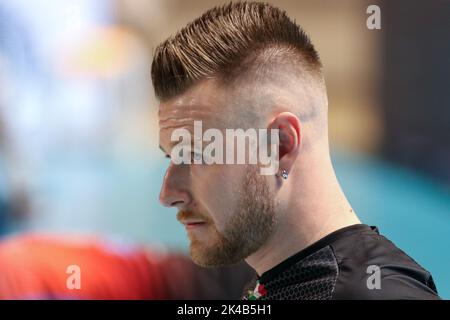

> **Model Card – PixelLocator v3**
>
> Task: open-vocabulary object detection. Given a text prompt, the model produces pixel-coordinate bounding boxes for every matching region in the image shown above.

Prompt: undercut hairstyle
[151,1,323,102]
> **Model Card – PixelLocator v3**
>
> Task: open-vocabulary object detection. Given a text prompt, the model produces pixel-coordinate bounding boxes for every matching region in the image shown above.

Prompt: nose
[159,163,192,208]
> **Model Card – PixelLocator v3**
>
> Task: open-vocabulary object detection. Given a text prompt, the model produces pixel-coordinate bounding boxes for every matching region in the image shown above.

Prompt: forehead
[158,79,229,129]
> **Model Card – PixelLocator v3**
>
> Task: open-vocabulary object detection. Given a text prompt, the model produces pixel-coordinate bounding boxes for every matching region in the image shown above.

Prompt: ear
[267,112,301,174]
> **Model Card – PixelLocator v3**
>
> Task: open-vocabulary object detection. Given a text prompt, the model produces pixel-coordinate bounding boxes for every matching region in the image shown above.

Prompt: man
[152,2,440,299]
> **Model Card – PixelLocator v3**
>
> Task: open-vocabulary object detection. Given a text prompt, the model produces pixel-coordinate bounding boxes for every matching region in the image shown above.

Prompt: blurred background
[0,0,449,298]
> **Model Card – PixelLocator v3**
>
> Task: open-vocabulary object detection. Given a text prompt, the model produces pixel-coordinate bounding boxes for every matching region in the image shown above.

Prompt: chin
[189,240,250,268]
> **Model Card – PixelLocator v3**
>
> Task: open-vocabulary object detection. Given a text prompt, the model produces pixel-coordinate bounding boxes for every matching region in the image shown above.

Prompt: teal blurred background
[0,0,449,298]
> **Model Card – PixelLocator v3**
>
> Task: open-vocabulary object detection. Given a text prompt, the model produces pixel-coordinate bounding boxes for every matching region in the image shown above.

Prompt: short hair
[151,1,322,101]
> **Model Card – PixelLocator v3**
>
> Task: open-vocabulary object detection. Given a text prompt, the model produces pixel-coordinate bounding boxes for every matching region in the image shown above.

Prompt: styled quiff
[151,1,322,101]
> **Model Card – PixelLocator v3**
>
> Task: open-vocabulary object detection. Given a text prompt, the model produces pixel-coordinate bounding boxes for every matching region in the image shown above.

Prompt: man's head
[152,2,329,267]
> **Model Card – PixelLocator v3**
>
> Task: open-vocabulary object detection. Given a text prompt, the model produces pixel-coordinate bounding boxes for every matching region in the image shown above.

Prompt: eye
[192,151,202,162]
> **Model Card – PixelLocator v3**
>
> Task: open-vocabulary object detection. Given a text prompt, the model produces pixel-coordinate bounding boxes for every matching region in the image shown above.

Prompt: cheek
[191,164,244,225]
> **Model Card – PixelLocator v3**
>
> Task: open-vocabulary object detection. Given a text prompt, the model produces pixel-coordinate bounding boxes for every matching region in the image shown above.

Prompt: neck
[245,147,360,276]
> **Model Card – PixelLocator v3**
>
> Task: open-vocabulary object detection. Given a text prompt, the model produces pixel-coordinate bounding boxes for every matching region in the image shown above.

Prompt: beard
[178,165,277,268]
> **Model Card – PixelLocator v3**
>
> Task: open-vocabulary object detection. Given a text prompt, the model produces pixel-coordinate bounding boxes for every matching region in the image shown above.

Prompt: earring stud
[281,169,288,179]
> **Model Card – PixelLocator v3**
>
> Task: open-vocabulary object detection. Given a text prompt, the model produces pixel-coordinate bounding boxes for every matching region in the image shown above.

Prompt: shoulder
[330,226,440,300]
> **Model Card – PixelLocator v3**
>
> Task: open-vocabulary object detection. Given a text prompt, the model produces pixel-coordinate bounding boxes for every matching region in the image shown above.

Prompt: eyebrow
[160,142,185,158]
[159,139,196,158]
[159,145,170,157]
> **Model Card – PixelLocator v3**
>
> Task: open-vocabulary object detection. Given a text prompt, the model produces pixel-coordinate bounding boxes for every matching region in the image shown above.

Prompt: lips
[183,221,207,230]
[177,210,208,230]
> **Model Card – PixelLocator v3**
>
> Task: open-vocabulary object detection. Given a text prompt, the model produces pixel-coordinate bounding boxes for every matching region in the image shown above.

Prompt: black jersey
[242,224,440,300]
